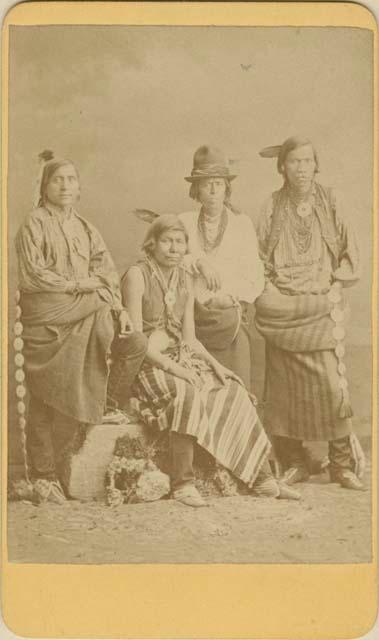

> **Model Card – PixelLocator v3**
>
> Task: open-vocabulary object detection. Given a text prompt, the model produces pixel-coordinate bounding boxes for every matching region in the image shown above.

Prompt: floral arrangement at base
[105,432,245,506]
[105,432,171,506]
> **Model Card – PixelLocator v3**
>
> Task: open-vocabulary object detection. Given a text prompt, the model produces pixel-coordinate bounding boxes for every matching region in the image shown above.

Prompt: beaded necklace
[197,206,228,253]
[287,204,315,254]
[285,184,316,254]
[145,255,179,310]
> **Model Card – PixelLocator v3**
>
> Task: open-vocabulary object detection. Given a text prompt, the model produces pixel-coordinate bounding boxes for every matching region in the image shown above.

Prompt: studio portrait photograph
[1,2,377,639]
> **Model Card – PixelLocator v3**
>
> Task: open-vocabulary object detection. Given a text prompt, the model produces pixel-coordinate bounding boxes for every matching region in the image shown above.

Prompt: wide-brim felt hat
[185,145,237,182]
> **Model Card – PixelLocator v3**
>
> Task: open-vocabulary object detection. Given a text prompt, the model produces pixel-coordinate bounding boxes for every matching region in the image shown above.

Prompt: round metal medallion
[331,308,344,323]
[13,337,24,351]
[16,385,26,399]
[14,321,23,336]
[335,343,345,359]
[328,289,341,304]
[164,291,176,307]
[337,362,347,376]
[332,326,345,341]
[17,401,26,415]
[14,353,25,367]
[296,202,313,218]
[15,369,25,383]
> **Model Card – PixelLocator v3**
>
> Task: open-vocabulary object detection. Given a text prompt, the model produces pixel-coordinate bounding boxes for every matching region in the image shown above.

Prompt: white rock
[65,421,148,501]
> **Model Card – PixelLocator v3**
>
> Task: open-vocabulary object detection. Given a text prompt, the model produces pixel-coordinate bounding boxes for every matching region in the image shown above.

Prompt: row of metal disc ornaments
[14,289,30,482]
[327,281,351,418]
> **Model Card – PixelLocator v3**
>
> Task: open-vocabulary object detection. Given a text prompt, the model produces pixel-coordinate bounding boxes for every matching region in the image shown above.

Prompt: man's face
[197,178,226,209]
[45,164,80,208]
[152,229,187,268]
[282,144,316,190]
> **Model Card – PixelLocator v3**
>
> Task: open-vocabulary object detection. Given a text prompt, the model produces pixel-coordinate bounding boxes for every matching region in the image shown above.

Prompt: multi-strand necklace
[287,185,316,254]
[198,206,228,253]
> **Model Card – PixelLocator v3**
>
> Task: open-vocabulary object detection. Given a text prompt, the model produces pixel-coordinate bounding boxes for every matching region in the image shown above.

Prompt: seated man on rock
[15,152,147,504]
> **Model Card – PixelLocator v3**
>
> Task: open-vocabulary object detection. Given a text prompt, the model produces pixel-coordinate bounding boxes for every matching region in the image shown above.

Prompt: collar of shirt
[44,203,77,222]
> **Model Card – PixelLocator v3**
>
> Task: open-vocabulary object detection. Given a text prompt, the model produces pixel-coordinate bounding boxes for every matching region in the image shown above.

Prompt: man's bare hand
[196,258,221,293]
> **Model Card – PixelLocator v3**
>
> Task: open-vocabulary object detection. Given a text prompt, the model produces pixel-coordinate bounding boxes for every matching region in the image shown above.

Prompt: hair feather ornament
[133,208,160,224]
[258,145,282,158]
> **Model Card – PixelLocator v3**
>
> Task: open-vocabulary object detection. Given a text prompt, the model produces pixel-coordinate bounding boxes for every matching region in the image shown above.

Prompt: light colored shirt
[179,208,265,304]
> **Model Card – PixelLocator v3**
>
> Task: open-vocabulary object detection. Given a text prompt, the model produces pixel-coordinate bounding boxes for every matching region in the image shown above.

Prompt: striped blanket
[132,344,270,487]
[255,285,339,352]
[255,285,353,440]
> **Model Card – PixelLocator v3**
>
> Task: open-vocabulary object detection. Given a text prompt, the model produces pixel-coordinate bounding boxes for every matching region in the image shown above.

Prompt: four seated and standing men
[15,140,366,504]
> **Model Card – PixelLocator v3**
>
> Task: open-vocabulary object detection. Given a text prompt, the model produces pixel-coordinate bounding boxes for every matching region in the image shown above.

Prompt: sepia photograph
[2,3,378,639]
[5,14,374,569]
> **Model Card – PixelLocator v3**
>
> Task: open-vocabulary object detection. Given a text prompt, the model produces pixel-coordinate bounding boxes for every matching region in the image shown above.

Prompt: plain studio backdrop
[7,25,373,467]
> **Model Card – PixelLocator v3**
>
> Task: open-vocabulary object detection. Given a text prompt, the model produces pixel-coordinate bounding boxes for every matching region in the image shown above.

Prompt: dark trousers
[26,394,79,483]
[106,331,148,410]
[275,435,354,474]
[169,432,195,490]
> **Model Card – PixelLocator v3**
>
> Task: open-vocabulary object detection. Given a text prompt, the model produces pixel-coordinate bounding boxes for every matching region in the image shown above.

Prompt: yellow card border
[2,3,378,638]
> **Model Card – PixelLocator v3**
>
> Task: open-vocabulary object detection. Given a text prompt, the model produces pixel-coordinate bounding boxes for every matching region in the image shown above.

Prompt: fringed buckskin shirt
[15,204,122,308]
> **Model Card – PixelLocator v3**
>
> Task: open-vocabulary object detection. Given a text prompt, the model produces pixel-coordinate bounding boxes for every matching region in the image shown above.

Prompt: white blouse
[179,208,265,304]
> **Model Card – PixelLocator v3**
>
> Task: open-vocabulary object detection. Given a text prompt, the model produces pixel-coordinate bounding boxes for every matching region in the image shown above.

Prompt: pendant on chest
[296,201,313,218]
[164,290,176,308]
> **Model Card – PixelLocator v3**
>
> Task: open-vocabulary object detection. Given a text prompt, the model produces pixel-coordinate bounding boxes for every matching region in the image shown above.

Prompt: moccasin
[331,470,366,491]
[33,479,67,505]
[282,466,310,485]
[172,484,207,507]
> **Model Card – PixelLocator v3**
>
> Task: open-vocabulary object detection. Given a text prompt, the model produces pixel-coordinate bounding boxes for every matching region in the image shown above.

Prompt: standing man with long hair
[255,136,365,490]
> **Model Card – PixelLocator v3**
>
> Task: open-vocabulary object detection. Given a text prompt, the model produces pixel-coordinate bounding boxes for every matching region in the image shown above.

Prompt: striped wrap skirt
[132,350,271,488]
[264,344,353,441]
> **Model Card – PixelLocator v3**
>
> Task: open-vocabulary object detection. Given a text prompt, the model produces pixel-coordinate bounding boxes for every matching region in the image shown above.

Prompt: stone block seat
[61,413,243,505]
[63,419,149,502]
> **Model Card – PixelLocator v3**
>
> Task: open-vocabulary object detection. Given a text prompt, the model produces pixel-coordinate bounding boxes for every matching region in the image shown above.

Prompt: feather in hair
[133,208,160,223]
[259,145,282,158]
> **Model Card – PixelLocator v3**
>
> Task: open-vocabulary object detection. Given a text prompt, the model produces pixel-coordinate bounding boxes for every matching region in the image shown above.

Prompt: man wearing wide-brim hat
[179,145,265,390]
[255,135,365,490]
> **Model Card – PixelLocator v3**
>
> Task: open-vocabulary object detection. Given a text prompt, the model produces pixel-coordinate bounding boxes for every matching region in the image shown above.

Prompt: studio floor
[8,451,372,565]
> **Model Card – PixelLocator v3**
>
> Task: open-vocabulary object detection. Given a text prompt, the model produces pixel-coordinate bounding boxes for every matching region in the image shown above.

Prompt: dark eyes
[52,176,77,183]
